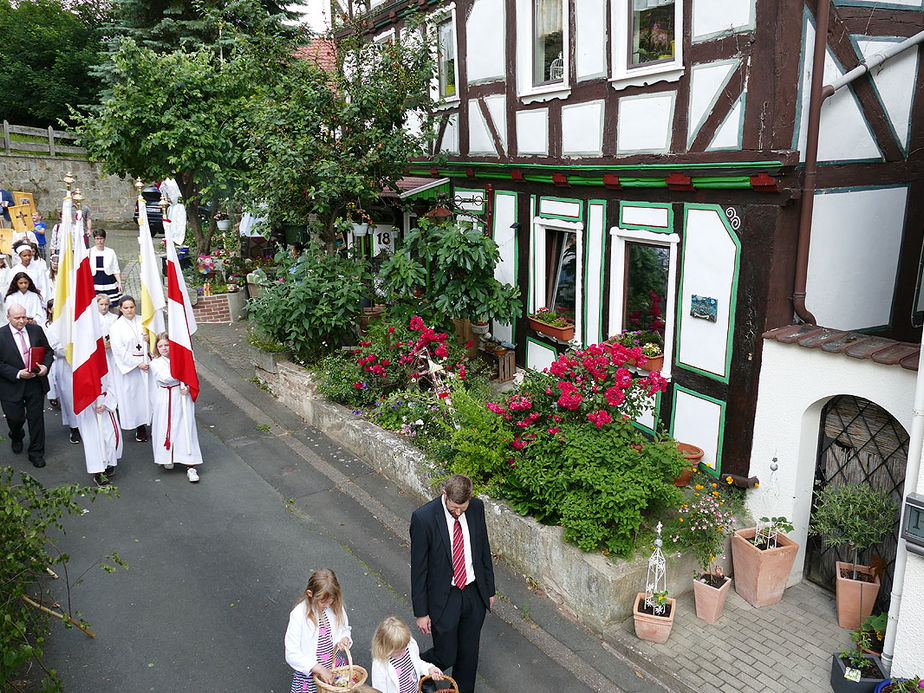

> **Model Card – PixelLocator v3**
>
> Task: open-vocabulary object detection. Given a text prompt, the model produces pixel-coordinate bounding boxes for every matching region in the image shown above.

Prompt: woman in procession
[109,295,151,442]
[89,228,122,302]
[149,332,202,482]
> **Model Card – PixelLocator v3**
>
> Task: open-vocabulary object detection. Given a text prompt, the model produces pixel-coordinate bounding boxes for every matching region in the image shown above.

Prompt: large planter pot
[358,304,386,333]
[692,574,730,623]
[632,593,676,644]
[528,317,575,341]
[216,218,231,231]
[830,653,885,693]
[471,320,490,335]
[836,561,881,630]
[639,353,664,372]
[731,527,799,607]
[673,442,704,486]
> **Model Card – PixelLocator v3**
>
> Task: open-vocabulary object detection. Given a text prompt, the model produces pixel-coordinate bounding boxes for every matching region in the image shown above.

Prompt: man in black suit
[411,474,495,693]
[0,303,54,467]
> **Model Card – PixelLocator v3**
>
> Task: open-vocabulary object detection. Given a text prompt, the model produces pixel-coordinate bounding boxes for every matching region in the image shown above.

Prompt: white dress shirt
[441,495,475,588]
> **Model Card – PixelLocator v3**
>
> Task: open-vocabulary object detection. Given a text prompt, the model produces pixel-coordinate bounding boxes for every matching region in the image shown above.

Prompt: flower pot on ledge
[639,353,664,372]
[632,593,675,644]
[528,317,575,341]
[673,442,704,486]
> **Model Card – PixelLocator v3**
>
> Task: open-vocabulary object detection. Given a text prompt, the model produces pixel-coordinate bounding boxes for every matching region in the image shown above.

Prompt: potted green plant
[632,590,675,644]
[527,307,575,341]
[731,515,799,607]
[853,613,888,657]
[669,488,735,623]
[875,676,924,692]
[808,484,898,629]
[830,648,886,693]
[672,442,704,486]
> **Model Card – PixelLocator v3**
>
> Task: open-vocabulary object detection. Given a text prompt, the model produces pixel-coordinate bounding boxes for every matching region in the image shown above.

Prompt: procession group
[0,183,203,487]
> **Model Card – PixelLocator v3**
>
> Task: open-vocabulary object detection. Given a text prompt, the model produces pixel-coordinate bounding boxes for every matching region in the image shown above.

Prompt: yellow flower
[678,518,683,522]
[725,476,733,484]
[695,484,704,490]
[754,482,759,488]
[711,483,717,488]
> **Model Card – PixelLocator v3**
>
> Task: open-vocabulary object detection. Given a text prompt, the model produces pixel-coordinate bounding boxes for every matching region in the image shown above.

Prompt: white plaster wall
[575,0,606,80]
[516,109,549,155]
[672,390,723,471]
[677,207,737,379]
[466,0,506,83]
[797,20,881,162]
[584,201,605,345]
[468,101,495,154]
[527,339,557,371]
[691,0,754,40]
[687,60,737,146]
[747,341,915,584]
[562,100,604,156]
[492,191,517,344]
[621,204,669,228]
[856,39,918,152]
[441,113,459,154]
[484,94,507,152]
[892,552,924,675]
[708,96,744,150]
[539,198,581,219]
[616,92,676,154]
[805,186,908,330]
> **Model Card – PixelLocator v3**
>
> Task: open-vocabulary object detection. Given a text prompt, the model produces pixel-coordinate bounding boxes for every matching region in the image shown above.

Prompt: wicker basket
[418,674,459,692]
[313,647,368,692]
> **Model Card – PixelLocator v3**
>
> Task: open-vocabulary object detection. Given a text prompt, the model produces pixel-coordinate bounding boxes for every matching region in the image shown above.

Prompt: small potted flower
[527,307,575,341]
[632,589,675,643]
[830,647,886,693]
[876,676,924,693]
[731,515,799,607]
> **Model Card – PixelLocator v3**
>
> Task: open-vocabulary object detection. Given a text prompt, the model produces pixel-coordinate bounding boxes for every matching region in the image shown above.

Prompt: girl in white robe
[150,333,202,482]
[2,271,45,324]
[75,378,122,487]
[109,295,151,441]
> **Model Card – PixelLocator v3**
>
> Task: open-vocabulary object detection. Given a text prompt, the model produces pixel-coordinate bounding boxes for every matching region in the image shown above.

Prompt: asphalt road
[10,228,670,692]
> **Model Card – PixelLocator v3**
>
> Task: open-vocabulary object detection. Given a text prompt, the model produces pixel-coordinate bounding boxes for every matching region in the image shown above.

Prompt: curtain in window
[632,0,673,9]
[535,0,562,37]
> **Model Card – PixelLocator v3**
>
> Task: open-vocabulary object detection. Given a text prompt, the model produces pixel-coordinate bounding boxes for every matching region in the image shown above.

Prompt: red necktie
[452,518,467,589]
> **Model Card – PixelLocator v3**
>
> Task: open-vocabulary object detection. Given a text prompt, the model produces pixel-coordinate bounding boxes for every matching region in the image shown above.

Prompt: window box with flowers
[607,330,664,371]
[527,307,575,341]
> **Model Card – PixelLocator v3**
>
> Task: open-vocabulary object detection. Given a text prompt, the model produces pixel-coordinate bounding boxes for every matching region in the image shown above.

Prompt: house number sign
[901,492,924,557]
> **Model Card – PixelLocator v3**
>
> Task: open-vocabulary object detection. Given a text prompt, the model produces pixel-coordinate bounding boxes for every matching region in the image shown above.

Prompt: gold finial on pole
[134,177,144,198]
[158,194,169,225]
[64,172,75,192]
[72,188,83,209]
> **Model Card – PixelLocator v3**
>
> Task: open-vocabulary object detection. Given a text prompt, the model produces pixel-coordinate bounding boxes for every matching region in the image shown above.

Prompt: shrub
[667,482,736,576]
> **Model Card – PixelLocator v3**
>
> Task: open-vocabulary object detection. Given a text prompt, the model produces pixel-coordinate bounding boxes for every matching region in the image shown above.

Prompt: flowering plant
[527,307,573,328]
[668,481,736,577]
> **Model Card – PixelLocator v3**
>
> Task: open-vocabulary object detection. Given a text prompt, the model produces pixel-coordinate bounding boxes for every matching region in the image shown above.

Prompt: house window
[629,0,675,68]
[534,0,564,86]
[438,19,456,98]
[545,229,578,322]
[530,216,584,342]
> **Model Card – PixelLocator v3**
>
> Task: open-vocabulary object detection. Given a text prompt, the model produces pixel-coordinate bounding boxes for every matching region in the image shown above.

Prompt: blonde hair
[296,569,344,627]
[371,616,411,662]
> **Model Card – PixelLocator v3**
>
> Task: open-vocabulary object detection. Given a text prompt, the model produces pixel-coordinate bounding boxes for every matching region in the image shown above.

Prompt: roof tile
[764,324,919,371]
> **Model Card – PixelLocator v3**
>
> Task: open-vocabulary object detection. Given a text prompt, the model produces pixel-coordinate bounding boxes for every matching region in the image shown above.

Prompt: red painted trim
[750,173,779,193]
[665,173,694,191]
[552,172,569,187]
[603,173,621,189]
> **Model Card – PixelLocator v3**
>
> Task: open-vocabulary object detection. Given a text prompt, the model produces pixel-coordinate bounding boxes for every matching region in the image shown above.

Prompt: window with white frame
[534,0,564,86]
[531,216,584,341]
[438,17,457,98]
[610,0,683,90]
[609,227,678,376]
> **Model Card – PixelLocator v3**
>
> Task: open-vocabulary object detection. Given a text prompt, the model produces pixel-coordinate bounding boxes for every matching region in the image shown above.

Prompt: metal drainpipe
[794,15,924,325]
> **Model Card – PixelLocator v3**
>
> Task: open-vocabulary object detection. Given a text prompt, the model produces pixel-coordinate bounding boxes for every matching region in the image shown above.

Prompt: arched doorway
[804,395,907,613]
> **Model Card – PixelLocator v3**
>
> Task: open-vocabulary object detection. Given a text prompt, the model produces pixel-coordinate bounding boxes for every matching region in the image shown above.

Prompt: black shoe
[30,457,46,468]
[69,428,81,444]
[104,465,116,478]
[93,472,111,487]
[11,439,23,454]
[135,426,148,443]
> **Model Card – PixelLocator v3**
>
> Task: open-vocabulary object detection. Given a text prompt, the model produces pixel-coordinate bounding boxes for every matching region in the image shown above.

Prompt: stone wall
[0,154,135,224]
[251,350,701,633]
[192,291,247,324]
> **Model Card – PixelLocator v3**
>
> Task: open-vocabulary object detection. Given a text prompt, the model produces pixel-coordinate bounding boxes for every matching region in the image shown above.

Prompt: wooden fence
[2,120,86,156]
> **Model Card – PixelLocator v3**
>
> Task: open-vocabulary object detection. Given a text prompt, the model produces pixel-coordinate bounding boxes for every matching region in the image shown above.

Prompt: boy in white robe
[76,379,122,487]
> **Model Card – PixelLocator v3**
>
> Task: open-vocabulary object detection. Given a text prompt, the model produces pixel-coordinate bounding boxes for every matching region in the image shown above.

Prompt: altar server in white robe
[109,295,151,442]
[46,309,81,443]
[75,377,122,487]
[10,242,49,306]
[150,332,202,482]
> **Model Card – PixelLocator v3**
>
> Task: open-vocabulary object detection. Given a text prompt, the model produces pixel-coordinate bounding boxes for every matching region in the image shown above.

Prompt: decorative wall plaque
[691,295,718,322]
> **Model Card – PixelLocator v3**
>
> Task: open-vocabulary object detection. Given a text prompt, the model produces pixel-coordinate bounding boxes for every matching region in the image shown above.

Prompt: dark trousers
[422,584,486,693]
[2,380,46,459]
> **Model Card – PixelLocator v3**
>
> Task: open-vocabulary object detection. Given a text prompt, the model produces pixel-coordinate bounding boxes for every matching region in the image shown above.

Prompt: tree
[243,15,438,251]
[0,0,109,127]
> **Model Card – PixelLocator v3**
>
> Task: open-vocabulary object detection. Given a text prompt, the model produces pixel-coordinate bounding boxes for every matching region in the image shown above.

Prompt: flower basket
[632,593,675,644]
[417,674,459,692]
[314,647,368,692]
[528,316,575,341]
[731,526,799,607]
[471,320,490,335]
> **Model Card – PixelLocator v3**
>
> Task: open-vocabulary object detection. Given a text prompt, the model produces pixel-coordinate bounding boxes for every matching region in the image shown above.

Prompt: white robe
[75,385,122,474]
[109,315,152,429]
[49,347,78,428]
[149,356,202,466]
[11,261,50,306]
[2,290,44,324]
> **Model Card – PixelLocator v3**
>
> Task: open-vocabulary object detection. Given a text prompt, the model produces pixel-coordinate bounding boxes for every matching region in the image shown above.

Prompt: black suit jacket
[0,323,53,401]
[410,495,495,621]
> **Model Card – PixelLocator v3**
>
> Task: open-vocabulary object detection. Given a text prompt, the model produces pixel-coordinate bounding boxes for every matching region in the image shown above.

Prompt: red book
[27,346,45,372]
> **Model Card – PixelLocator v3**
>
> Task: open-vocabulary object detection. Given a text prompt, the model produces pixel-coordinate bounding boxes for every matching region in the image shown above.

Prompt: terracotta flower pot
[731,527,799,607]
[639,353,664,372]
[632,593,675,644]
[528,317,575,341]
[692,574,731,623]
[673,442,704,487]
[836,561,881,630]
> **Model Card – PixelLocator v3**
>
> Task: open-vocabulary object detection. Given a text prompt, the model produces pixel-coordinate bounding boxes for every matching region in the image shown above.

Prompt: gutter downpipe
[796,21,924,673]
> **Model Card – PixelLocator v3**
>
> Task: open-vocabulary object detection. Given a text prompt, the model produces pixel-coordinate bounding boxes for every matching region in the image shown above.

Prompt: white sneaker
[164,463,174,470]
[186,468,199,483]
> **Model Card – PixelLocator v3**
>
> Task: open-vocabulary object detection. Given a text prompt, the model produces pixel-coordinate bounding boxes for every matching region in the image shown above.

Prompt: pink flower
[388,326,395,333]
[353,382,364,389]
[587,409,612,427]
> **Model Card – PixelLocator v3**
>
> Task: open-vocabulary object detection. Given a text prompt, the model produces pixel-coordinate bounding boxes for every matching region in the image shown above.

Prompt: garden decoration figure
[646,522,668,615]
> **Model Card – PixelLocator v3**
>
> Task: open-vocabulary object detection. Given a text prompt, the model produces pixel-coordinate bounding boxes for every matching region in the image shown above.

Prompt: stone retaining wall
[252,350,700,633]
[0,154,134,223]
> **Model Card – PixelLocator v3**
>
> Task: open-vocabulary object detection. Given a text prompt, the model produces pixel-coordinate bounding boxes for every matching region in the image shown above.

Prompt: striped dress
[389,648,419,693]
[290,611,345,693]
[90,246,121,301]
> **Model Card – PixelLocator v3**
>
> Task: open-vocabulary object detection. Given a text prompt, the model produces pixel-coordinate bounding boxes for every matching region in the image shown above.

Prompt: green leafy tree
[243,15,437,251]
[0,0,109,126]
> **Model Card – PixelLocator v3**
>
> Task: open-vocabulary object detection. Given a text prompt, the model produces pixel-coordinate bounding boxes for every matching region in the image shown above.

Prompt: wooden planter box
[731,527,799,607]
[528,317,575,341]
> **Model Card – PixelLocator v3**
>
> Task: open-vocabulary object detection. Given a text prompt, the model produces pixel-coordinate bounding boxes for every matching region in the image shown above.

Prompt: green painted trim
[494,190,519,338]
[408,159,783,173]
[538,195,583,222]
[632,391,662,435]
[707,93,747,153]
[834,0,922,7]
[693,175,751,189]
[591,199,607,346]
[674,204,741,384]
[619,201,674,232]
[669,384,726,478]
[526,336,560,370]
[528,195,536,312]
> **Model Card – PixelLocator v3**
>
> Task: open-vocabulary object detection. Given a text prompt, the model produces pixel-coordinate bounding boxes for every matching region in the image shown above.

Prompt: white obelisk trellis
[755,455,783,549]
[645,521,667,615]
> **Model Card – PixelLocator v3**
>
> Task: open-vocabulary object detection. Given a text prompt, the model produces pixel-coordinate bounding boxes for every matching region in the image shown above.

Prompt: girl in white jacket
[371,617,442,693]
[285,569,352,693]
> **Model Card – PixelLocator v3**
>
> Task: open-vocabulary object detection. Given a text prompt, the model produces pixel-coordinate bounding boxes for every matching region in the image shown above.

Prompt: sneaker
[49,398,60,409]
[163,463,174,470]
[104,465,116,478]
[69,428,81,444]
[135,426,148,443]
[93,472,111,487]
[186,468,199,483]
